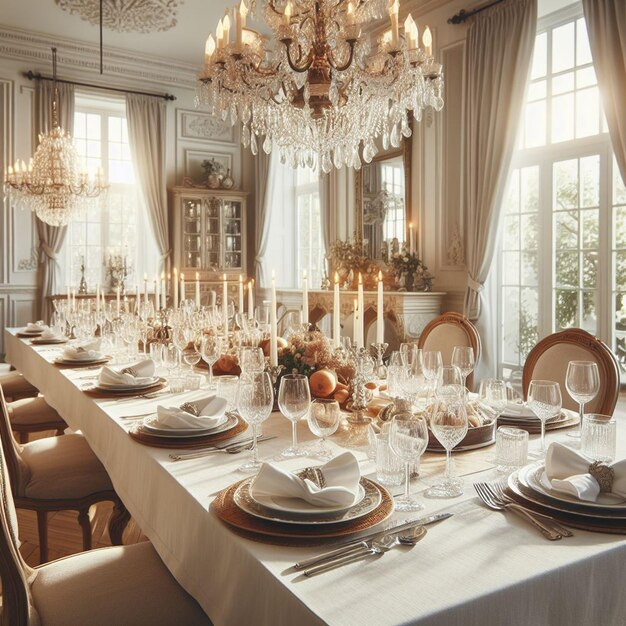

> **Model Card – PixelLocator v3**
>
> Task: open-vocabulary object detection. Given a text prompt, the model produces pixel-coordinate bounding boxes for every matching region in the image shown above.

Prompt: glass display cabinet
[173,188,248,276]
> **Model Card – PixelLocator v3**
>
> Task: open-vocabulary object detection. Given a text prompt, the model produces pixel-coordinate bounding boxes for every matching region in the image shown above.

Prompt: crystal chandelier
[197,0,444,172]
[3,48,108,227]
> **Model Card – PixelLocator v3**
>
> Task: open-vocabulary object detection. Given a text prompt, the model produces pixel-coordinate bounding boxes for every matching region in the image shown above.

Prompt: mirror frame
[354,130,412,242]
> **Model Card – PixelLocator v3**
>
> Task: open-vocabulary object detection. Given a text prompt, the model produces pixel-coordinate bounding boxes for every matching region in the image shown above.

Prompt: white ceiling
[0,0,255,67]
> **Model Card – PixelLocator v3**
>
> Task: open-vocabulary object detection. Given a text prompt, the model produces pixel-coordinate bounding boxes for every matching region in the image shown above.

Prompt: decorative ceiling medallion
[54,0,184,33]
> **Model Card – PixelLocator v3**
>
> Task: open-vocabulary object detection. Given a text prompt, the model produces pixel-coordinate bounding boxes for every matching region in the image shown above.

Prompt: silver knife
[293,512,452,571]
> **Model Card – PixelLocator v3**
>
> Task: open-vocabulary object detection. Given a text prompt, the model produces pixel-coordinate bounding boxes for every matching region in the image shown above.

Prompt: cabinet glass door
[223,200,242,269]
[205,198,221,269]
[183,199,202,269]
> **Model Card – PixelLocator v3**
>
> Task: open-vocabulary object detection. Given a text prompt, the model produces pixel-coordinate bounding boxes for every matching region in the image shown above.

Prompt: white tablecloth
[6,328,626,626]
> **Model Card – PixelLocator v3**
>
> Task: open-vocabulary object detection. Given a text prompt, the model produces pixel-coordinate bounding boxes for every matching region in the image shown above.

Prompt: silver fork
[168,435,276,461]
[489,482,574,537]
[474,482,562,541]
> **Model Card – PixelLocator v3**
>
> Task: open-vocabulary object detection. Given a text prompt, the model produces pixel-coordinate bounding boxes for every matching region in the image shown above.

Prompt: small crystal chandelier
[3,48,107,227]
[197,0,444,172]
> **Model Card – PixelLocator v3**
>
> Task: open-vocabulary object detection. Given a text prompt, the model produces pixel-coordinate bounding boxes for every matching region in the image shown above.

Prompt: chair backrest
[522,328,620,414]
[0,387,37,626]
[417,312,482,390]
[0,385,28,497]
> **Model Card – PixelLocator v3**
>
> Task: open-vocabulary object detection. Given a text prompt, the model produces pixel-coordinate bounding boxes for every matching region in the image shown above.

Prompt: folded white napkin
[25,322,45,333]
[98,359,155,387]
[153,396,228,430]
[250,452,361,508]
[545,442,626,503]
[63,339,102,361]
[39,327,62,340]
[502,402,537,418]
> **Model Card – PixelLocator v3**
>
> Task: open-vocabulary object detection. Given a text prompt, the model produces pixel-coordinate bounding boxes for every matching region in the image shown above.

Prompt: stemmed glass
[527,380,562,457]
[236,371,274,474]
[201,335,222,390]
[240,347,265,374]
[427,393,469,498]
[478,379,508,424]
[565,361,600,440]
[182,336,202,372]
[389,413,429,511]
[162,344,179,379]
[436,365,464,401]
[451,346,475,392]
[399,357,427,410]
[278,373,311,457]
[307,399,340,460]
[422,350,443,397]
[400,343,421,368]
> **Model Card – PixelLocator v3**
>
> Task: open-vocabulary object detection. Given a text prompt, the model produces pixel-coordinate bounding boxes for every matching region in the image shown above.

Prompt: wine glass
[182,337,201,372]
[436,366,464,403]
[389,413,429,511]
[307,399,340,460]
[478,379,508,425]
[451,346,475,392]
[565,361,600,440]
[240,346,265,373]
[278,373,311,457]
[427,396,469,498]
[201,335,222,390]
[422,350,443,396]
[236,371,274,473]
[162,343,179,378]
[399,357,427,410]
[400,343,421,368]
[527,380,562,457]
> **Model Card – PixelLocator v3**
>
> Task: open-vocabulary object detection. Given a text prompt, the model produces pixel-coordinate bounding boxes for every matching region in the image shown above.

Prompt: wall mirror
[355,132,412,261]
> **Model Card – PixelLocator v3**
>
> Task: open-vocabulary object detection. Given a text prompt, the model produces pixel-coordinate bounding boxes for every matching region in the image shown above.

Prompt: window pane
[531,32,547,79]
[552,72,574,96]
[581,209,599,248]
[502,287,521,364]
[616,251,626,291]
[582,252,598,288]
[521,214,539,250]
[554,159,578,209]
[520,288,539,359]
[555,211,578,250]
[615,206,626,248]
[521,252,538,286]
[555,289,578,328]
[580,155,599,208]
[525,101,546,147]
[520,166,539,212]
[552,22,575,73]
[576,87,599,138]
[576,18,593,66]
[613,158,626,205]
[551,93,574,143]
[504,171,520,214]
[502,251,520,284]
[503,215,520,250]
[576,66,596,89]
[86,114,101,140]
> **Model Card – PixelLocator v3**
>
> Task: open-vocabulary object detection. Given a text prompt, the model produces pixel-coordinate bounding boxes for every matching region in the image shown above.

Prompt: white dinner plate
[54,355,107,365]
[250,484,366,515]
[97,376,160,391]
[141,413,233,437]
[233,478,384,525]
[20,329,44,336]
[518,463,626,510]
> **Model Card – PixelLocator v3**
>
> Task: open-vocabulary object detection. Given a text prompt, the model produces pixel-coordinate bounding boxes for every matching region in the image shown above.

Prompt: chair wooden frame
[417,312,482,390]
[0,386,129,563]
[522,328,621,415]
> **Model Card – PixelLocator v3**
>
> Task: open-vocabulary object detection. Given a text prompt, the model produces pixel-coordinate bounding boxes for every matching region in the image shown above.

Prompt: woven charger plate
[128,414,247,449]
[211,478,394,546]
[82,378,166,399]
[54,356,111,368]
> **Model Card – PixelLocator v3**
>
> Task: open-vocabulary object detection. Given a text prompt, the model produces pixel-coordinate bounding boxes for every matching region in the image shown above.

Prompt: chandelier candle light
[4,48,107,226]
[197,0,444,172]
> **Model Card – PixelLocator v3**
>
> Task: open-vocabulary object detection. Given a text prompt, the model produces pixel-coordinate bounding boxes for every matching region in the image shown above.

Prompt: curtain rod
[24,71,177,101]
[448,0,505,24]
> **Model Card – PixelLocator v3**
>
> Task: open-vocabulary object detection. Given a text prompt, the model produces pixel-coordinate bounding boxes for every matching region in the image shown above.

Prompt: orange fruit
[309,369,338,398]
[259,337,288,356]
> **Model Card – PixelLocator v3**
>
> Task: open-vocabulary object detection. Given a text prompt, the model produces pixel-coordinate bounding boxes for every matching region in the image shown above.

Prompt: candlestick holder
[346,348,374,426]
[266,363,285,412]
[370,342,388,380]
[78,259,88,294]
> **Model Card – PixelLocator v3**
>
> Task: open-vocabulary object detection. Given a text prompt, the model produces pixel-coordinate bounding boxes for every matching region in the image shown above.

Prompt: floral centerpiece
[327,236,382,289]
[388,247,433,292]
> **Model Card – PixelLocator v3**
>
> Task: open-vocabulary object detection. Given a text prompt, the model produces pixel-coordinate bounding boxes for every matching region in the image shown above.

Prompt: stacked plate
[507,463,626,533]
[54,354,110,366]
[498,403,578,433]
[95,376,162,394]
[141,413,237,439]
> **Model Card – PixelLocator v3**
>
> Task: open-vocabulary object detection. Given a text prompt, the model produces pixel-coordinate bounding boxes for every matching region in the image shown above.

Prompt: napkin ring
[300,467,326,489]
[588,461,614,493]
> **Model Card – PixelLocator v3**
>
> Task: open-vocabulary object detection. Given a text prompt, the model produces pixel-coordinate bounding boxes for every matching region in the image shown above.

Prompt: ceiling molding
[403,0,462,18]
[0,25,198,90]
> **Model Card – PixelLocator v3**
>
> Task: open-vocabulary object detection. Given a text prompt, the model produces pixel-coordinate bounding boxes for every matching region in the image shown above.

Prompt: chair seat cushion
[0,371,38,401]
[31,541,211,626]
[8,397,66,428]
[19,434,113,500]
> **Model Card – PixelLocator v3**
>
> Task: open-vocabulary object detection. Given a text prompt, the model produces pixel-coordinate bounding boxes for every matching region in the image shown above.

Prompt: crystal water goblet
[528,380,562,457]
[307,399,340,460]
[565,361,599,440]
[389,413,429,511]
[201,335,222,389]
[451,346,475,392]
[278,373,311,458]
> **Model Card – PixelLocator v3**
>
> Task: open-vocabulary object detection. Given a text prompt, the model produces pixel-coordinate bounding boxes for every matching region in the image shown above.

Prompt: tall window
[62,93,158,290]
[380,157,406,244]
[498,9,623,382]
[295,166,324,288]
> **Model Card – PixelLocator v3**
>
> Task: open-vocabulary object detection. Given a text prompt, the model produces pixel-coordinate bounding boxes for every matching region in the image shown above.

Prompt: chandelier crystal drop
[197,0,444,172]
[3,48,108,227]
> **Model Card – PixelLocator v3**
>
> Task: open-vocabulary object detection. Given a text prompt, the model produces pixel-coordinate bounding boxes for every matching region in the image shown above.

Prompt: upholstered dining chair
[0,370,39,402]
[0,438,211,626]
[522,328,620,414]
[0,386,129,563]
[6,395,67,444]
[417,312,482,391]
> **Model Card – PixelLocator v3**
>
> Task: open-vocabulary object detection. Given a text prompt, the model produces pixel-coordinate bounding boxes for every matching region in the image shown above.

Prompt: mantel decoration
[197,0,444,172]
[3,48,108,227]
[328,236,432,291]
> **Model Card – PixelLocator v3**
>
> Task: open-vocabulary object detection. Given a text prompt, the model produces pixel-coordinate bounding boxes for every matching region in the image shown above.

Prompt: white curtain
[462,0,537,378]
[125,94,170,272]
[582,0,626,185]
[35,80,74,322]
[319,170,338,274]
[254,150,278,286]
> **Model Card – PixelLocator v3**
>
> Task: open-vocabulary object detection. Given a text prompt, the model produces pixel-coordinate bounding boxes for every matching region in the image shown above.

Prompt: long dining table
[5,327,626,626]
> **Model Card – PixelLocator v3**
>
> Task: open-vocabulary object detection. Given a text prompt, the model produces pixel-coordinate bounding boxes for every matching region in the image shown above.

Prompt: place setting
[53,338,111,367]
[82,358,166,398]
[16,321,47,338]
[29,325,68,345]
